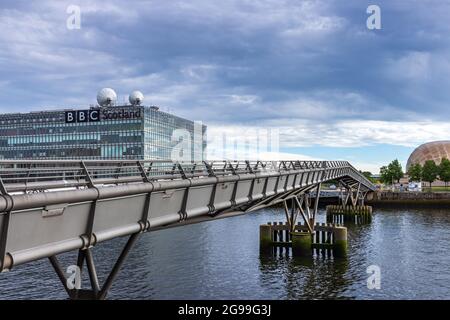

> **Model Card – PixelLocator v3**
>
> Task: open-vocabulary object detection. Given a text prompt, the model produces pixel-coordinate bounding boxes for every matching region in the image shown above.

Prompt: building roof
[406,140,450,170]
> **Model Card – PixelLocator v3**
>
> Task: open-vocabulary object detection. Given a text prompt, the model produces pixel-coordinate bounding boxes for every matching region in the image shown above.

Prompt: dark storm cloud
[0,0,449,126]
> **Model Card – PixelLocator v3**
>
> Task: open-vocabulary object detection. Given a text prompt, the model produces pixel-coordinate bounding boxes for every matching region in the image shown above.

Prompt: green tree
[379,165,391,184]
[439,157,450,189]
[407,163,422,182]
[380,160,404,186]
[422,160,438,188]
[388,159,404,183]
[359,171,375,183]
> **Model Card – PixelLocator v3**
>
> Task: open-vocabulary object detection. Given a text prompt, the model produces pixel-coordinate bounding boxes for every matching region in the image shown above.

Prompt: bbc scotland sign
[65,108,141,123]
[65,110,100,123]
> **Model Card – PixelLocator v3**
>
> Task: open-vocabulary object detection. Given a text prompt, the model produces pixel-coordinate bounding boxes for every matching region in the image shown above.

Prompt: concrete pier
[259,224,273,253]
[326,205,372,224]
[291,232,312,257]
[259,222,348,258]
[332,226,348,257]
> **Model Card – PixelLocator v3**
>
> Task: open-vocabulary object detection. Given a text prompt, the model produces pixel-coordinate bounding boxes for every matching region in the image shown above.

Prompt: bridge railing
[0,160,369,193]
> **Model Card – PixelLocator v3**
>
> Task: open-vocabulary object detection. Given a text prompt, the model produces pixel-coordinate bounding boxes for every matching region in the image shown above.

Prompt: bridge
[0,159,375,299]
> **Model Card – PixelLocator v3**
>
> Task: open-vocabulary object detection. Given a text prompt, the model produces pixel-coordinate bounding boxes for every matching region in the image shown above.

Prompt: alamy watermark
[171,121,280,162]
[367,5,381,30]
[66,5,81,30]
[366,265,381,290]
[66,265,82,290]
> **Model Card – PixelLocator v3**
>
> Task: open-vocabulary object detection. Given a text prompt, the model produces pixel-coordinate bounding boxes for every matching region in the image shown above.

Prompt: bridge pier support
[259,224,273,254]
[259,222,347,258]
[326,205,372,224]
[332,226,348,257]
[48,233,140,300]
[291,231,312,257]
[329,181,373,224]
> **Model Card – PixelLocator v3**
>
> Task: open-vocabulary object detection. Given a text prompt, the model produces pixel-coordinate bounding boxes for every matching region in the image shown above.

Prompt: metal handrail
[0,159,375,193]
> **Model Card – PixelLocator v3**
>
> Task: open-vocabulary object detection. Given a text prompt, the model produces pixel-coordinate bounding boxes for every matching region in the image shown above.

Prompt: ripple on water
[1,208,450,299]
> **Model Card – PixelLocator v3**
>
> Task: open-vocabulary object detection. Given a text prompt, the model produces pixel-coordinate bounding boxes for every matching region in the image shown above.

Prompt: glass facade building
[0,106,206,160]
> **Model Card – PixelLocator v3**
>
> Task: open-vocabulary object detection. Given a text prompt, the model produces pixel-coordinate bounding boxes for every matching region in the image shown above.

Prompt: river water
[0,207,449,300]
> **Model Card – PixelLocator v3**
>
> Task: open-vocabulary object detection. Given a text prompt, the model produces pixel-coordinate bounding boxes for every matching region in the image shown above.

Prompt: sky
[0,0,449,173]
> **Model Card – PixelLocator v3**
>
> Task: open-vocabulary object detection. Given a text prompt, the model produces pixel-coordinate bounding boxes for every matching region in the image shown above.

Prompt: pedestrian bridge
[0,160,375,299]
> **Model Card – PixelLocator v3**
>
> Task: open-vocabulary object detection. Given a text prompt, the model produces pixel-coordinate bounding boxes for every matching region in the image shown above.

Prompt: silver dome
[97,88,117,107]
[129,91,144,106]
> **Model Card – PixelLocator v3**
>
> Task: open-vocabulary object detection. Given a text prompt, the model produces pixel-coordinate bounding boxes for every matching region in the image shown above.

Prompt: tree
[407,163,422,182]
[380,160,404,185]
[388,159,403,183]
[379,165,391,184]
[422,160,438,188]
[439,157,450,189]
[359,171,375,183]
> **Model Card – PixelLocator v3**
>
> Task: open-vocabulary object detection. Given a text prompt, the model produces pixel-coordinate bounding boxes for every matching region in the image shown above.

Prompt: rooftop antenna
[129,91,144,106]
[97,88,117,107]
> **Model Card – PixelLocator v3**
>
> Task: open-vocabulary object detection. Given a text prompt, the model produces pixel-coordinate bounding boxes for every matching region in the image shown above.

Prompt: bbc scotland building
[0,89,206,161]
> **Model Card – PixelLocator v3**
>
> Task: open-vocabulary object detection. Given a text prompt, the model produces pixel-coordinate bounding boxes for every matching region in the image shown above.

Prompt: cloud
[208,120,450,149]
[385,51,431,82]
[0,0,450,157]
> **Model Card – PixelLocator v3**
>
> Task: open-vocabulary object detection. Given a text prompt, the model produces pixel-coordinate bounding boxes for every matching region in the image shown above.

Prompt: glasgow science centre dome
[406,140,450,171]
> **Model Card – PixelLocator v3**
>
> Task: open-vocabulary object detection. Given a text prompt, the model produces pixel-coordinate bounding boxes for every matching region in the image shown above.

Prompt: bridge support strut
[48,233,140,300]
[328,181,373,224]
[282,184,321,234]
[277,184,322,256]
[338,181,367,208]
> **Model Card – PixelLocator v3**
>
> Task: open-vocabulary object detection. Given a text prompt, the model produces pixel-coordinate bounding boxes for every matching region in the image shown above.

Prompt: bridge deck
[0,160,375,272]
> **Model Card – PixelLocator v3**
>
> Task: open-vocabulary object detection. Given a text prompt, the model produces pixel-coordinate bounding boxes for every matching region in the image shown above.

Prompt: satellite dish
[129,91,144,106]
[97,88,117,106]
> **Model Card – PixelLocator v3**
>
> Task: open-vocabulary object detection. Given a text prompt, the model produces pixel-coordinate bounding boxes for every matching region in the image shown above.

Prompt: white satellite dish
[97,88,117,106]
[129,91,144,106]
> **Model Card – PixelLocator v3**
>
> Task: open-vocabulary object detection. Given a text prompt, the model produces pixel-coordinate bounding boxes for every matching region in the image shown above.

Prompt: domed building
[406,140,450,171]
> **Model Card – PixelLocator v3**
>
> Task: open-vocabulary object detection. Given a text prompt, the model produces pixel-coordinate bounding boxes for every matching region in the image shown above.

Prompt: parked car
[408,181,422,192]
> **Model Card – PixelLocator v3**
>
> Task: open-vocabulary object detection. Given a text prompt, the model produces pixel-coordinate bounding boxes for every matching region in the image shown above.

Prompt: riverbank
[366,191,450,207]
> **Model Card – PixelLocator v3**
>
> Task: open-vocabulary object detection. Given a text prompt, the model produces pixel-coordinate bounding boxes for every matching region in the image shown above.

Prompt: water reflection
[259,252,350,299]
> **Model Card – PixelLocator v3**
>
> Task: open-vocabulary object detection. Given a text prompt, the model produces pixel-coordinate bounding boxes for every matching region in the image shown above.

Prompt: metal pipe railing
[0,160,374,194]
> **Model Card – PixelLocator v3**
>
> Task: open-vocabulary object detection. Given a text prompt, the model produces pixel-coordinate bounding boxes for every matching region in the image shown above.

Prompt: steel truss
[338,180,367,208]
[242,181,322,234]
[48,233,139,300]
[282,183,321,234]
[244,175,370,236]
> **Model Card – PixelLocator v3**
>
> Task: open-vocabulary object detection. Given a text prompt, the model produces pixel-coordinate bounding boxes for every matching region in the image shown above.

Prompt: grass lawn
[422,186,450,192]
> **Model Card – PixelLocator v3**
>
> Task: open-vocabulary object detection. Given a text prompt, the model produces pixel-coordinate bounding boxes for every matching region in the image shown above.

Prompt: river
[0,207,449,299]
